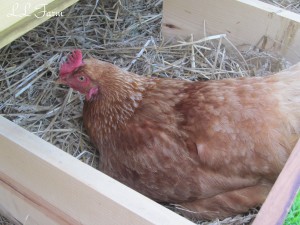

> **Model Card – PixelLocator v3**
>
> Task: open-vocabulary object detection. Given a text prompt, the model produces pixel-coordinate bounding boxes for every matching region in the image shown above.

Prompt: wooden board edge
[238,0,300,22]
[0,0,79,49]
[0,115,194,225]
[252,139,300,225]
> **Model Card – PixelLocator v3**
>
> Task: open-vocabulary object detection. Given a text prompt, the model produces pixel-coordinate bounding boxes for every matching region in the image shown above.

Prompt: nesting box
[0,0,300,224]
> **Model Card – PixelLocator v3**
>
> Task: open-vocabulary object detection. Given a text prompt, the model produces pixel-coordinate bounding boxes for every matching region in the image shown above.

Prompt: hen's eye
[78,76,86,82]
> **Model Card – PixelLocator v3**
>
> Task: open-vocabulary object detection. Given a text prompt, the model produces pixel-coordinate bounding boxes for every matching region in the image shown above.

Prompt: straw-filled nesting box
[0,0,300,224]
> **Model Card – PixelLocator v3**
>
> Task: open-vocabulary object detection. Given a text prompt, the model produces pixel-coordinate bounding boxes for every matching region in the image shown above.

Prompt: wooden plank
[0,0,79,49]
[252,139,300,225]
[162,0,300,63]
[0,116,194,225]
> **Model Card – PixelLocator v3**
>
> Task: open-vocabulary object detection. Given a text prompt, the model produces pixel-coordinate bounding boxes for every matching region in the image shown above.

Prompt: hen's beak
[56,77,67,85]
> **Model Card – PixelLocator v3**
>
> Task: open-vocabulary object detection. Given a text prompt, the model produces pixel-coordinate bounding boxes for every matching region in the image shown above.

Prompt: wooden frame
[0,0,79,49]
[1,0,300,224]
[162,0,300,63]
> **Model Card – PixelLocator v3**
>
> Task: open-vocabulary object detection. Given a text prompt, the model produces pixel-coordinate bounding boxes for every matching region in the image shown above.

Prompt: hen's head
[58,49,99,100]
[59,49,140,102]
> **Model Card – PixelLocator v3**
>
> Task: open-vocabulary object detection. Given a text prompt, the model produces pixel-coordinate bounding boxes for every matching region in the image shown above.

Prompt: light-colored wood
[0,116,194,225]
[0,0,79,49]
[162,0,300,63]
[252,139,300,225]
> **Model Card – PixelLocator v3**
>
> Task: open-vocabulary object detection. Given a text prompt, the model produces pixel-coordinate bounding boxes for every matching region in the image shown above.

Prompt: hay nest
[0,0,298,224]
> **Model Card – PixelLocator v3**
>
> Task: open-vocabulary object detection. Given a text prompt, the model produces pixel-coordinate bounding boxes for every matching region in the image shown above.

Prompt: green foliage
[284,190,300,225]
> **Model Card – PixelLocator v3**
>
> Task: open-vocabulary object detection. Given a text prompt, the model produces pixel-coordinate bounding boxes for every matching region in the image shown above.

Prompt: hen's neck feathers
[82,65,150,140]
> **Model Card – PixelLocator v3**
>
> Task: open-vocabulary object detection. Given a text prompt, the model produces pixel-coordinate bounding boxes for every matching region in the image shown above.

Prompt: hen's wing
[176,77,292,180]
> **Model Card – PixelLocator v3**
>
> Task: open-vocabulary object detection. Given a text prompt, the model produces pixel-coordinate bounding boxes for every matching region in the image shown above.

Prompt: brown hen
[58,50,300,220]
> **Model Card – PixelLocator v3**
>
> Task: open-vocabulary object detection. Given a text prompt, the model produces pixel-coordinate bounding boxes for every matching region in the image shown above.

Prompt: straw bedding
[0,0,299,224]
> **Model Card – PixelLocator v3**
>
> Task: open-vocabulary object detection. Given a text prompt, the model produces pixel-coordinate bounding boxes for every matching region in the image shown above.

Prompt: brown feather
[67,58,300,219]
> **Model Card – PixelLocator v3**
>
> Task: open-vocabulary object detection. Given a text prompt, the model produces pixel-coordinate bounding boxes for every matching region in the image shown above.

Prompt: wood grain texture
[0,0,79,49]
[0,116,194,225]
[253,138,300,225]
[162,0,300,63]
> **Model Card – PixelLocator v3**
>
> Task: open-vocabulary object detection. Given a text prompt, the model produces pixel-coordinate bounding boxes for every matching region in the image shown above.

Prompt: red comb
[59,49,83,77]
